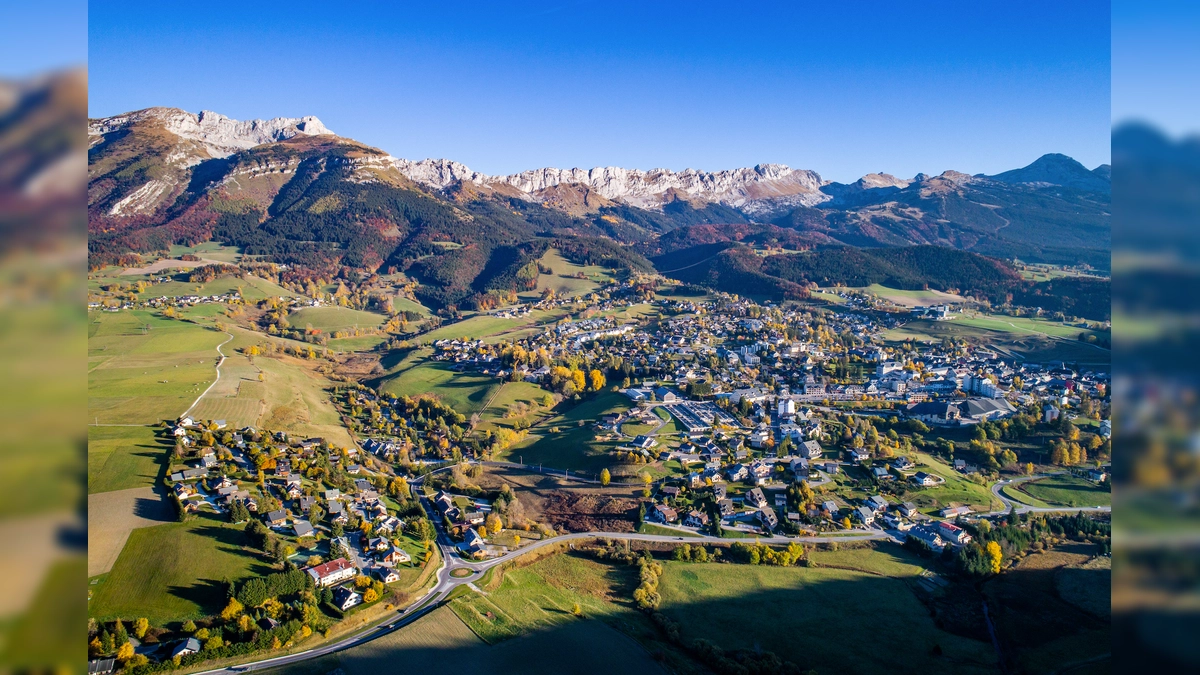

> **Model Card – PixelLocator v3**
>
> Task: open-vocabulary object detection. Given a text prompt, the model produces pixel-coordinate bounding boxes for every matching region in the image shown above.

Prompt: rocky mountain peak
[88,107,334,158]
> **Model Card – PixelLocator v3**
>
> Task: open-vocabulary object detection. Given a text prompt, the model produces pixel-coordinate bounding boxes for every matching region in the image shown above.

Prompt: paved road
[988,474,1112,515]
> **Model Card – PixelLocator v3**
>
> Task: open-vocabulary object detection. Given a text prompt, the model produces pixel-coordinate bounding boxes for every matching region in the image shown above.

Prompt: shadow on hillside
[131,493,173,521]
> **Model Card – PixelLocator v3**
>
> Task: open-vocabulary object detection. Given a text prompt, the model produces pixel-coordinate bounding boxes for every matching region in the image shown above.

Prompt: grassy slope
[287,306,386,333]
[658,547,996,675]
[88,310,225,425]
[88,512,270,625]
[902,453,1001,514]
[528,248,612,299]
[502,392,631,471]
[87,425,171,494]
[379,361,499,416]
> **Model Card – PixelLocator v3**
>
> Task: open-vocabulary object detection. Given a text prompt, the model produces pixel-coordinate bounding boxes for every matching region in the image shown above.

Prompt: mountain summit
[989,153,1110,193]
[88,107,333,158]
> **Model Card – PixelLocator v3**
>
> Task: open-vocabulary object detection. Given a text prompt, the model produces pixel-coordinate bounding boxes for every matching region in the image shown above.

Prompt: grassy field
[87,425,170,494]
[327,335,387,352]
[168,242,243,262]
[288,306,386,333]
[527,248,613,299]
[657,547,997,675]
[478,381,553,431]
[853,284,966,307]
[88,310,225,425]
[501,392,631,472]
[884,315,1109,366]
[1001,485,1051,508]
[379,361,500,416]
[1020,474,1111,507]
[900,453,1001,515]
[115,275,298,301]
[89,512,270,625]
[265,604,665,675]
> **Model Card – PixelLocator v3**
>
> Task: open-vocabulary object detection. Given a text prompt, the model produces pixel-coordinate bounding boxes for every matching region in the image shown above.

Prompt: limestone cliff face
[387,158,827,209]
[88,107,333,158]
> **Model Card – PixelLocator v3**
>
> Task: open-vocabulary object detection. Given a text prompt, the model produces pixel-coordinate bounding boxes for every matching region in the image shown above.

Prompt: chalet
[367,537,388,551]
[88,659,116,675]
[298,496,316,512]
[872,466,893,481]
[891,457,914,471]
[725,464,749,482]
[684,510,709,528]
[373,567,401,584]
[380,547,411,565]
[717,498,735,517]
[822,500,839,515]
[911,471,940,487]
[848,448,869,463]
[292,520,314,537]
[1087,469,1108,483]
[306,558,357,587]
[790,457,810,476]
[744,487,768,508]
[882,513,913,531]
[659,486,682,501]
[462,511,486,526]
[854,506,875,525]
[169,468,206,482]
[459,529,486,555]
[711,484,728,500]
[757,507,779,531]
[332,587,362,611]
[265,510,287,527]
[898,502,919,518]
[324,488,341,501]
[170,638,202,659]
[866,495,889,512]
[173,482,195,500]
[798,440,822,459]
[650,504,679,524]
[631,435,657,450]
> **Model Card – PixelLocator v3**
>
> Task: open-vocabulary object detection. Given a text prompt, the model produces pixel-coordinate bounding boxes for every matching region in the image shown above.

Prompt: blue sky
[88,1,1110,182]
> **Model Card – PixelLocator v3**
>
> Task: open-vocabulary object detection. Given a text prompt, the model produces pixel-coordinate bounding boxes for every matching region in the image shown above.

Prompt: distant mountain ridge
[87,105,1112,308]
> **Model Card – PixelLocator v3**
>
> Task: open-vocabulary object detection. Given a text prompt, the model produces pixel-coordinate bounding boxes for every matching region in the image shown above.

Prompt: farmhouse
[937,521,973,545]
[306,558,357,587]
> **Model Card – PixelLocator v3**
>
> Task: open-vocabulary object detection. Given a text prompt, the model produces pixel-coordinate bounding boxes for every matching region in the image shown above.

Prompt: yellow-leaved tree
[986,540,1003,574]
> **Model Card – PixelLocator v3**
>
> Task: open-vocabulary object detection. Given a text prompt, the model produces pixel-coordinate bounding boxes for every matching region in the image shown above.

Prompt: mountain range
[87,106,1111,315]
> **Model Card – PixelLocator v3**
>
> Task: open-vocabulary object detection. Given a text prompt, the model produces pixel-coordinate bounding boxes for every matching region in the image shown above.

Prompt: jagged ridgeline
[88,107,1109,313]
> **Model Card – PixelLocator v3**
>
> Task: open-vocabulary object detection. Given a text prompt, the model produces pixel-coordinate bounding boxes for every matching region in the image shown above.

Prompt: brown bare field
[87,486,174,577]
[475,466,643,532]
[120,258,226,275]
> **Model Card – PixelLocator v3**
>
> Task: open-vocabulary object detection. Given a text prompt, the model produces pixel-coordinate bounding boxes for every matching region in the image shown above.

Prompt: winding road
[182,332,234,419]
[197,477,885,675]
[988,474,1112,515]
